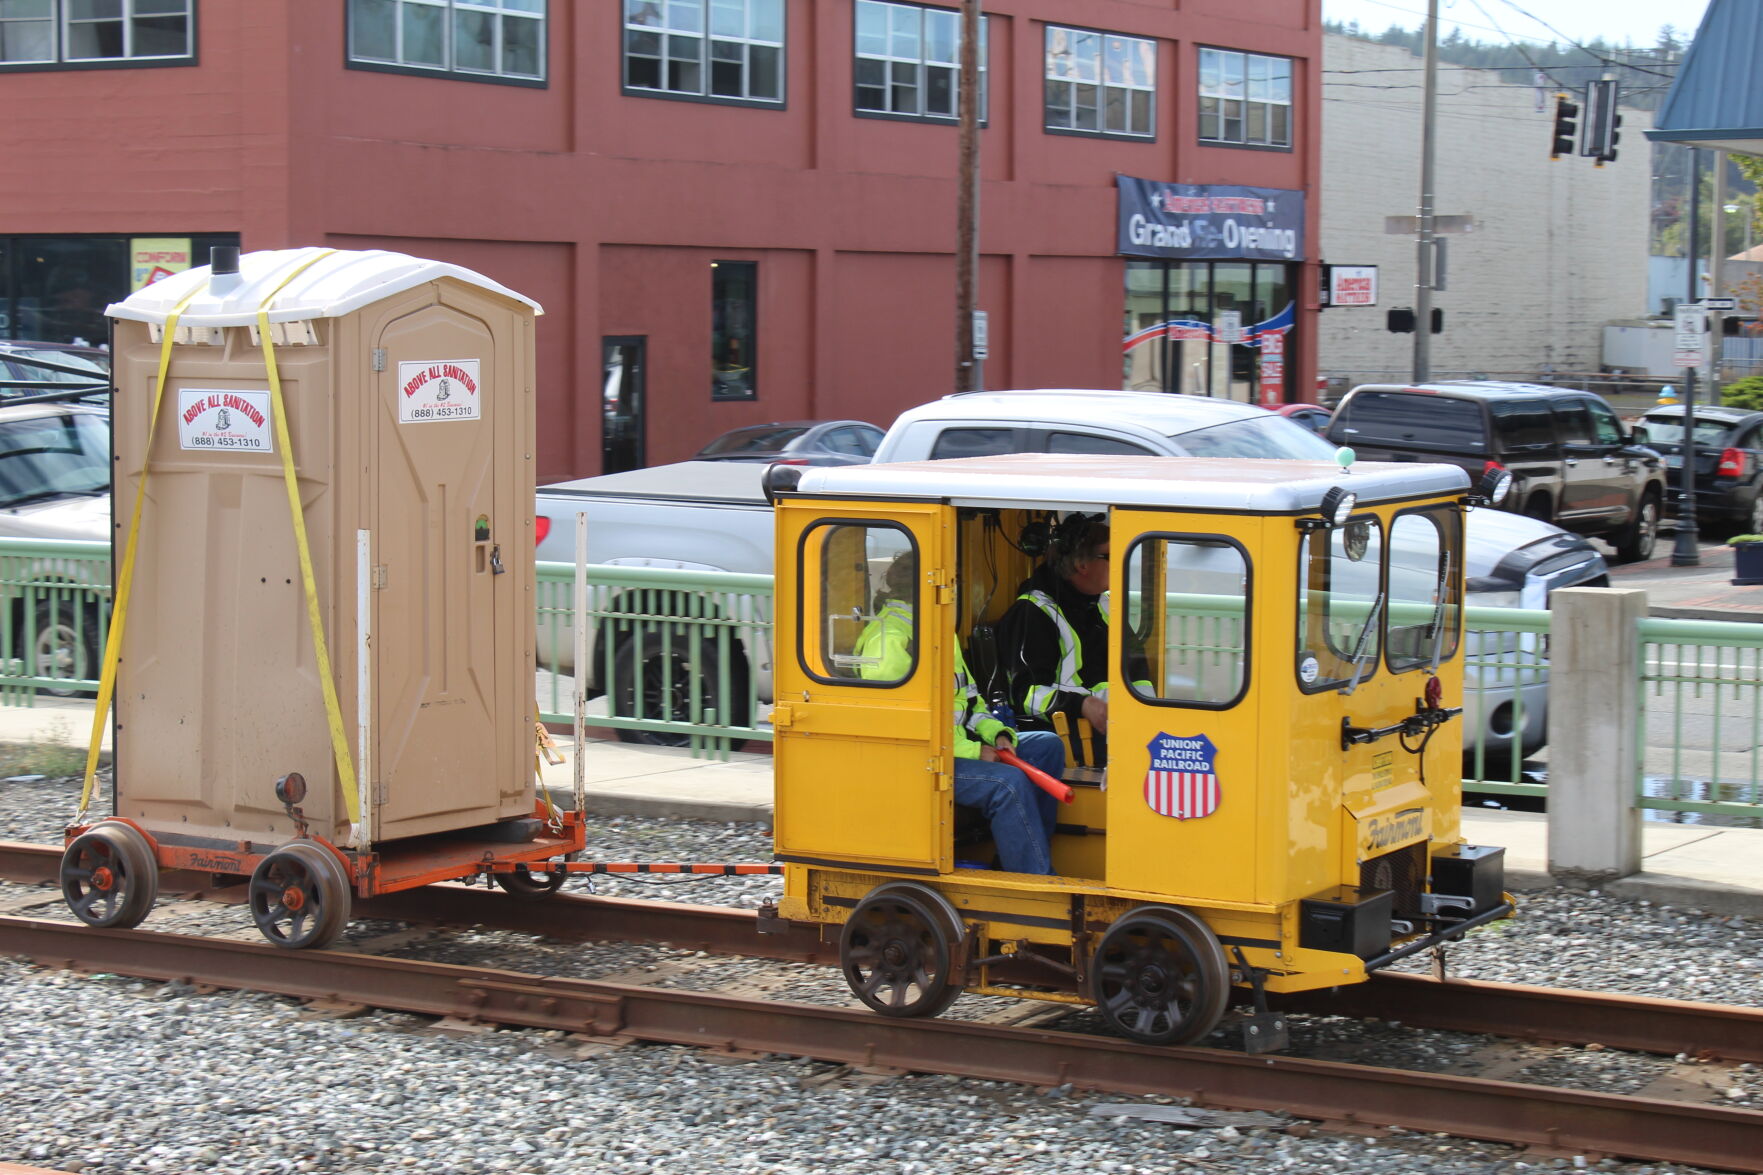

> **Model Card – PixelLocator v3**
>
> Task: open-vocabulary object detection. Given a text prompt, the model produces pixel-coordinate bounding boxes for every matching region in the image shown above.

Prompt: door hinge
[769,703,794,728]
[370,348,386,372]
[371,565,388,590]
[372,782,388,805]
[928,756,950,788]
[929,569,956,606]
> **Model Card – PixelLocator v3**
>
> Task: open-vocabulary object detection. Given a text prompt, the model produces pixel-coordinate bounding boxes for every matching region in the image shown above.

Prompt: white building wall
[1317,35,1652,388]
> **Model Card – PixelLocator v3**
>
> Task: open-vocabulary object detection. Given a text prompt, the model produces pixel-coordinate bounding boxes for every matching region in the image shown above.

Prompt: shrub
[1722,376,1763,411]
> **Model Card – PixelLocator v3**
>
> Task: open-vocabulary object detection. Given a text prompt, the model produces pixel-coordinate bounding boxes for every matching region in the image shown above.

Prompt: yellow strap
[77,285,202,820]
[256,250,360,826]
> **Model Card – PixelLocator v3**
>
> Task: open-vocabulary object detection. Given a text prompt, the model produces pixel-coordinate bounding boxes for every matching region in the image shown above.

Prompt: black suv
[1326,381,1666,562]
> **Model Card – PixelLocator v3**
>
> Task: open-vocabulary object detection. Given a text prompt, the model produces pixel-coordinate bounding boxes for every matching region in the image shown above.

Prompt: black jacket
[994,564,1109,731]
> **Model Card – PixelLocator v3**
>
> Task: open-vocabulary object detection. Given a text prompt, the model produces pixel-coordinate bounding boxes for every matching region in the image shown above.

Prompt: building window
[625,0,782,105]
[0,0,192,68]
[1198,47,1291,148]
[854,0,985,123]
[1044,25,1154,138]
[712,261,756,401]
[348,0,546,83]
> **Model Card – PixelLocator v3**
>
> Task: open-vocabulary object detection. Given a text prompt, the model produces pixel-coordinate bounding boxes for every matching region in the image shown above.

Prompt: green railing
[1637,616,1763,823]
[535,561,773,756]
[0,538,111,704]
[3,537,1759,823]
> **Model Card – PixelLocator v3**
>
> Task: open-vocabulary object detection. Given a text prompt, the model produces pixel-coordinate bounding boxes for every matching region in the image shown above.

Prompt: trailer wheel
[496,864,567,900]
[1092,905,1229,1046]
[611,630,750,747]
[60,821,158,929]
[840,883,964,1019]
[249,841,352,950]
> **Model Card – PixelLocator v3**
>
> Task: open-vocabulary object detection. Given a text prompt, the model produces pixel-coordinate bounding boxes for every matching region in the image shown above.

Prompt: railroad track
[5,840,1763,1171]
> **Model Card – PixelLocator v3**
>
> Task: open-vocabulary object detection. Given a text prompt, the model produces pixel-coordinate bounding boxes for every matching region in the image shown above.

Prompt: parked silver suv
[1326,381,1666,562]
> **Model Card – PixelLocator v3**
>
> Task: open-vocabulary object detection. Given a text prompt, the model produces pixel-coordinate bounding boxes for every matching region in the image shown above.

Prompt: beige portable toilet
[59,247,582,949]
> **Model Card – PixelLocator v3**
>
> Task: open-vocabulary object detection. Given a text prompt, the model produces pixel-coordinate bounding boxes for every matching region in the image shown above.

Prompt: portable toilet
[62,247,578,948]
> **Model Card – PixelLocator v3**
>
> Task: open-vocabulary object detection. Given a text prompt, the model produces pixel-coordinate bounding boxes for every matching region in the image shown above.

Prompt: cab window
[800,522,918,685]
[1123,535,1249,708]
[1298,517,1383,691]
[1386,508,1462,671]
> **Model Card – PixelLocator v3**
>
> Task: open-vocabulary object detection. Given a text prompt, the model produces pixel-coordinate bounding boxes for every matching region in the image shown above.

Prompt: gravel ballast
[4,772,1762,1175]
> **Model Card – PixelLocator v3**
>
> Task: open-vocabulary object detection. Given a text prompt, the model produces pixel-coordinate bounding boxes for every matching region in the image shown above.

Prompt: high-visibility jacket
[1001,565,1111,726]
[854,600,1008,759]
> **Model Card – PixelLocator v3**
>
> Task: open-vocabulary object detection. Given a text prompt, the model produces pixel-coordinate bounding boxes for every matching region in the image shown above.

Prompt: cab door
[771,499,955,874]
[1104,510,1264,901]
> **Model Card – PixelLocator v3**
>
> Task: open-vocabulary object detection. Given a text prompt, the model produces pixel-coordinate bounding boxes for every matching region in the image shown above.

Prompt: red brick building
[0,1,1322,481]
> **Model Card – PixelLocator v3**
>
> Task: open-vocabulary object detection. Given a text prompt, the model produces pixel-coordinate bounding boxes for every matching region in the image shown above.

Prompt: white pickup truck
[537,389,1606,762]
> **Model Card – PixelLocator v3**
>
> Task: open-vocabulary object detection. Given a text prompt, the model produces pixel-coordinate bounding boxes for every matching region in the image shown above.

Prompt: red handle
[995,746,1074,804]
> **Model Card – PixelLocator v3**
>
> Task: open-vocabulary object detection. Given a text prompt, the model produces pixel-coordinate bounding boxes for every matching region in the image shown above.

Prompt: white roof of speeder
[792,454,1470,513]
[106,247,543,328]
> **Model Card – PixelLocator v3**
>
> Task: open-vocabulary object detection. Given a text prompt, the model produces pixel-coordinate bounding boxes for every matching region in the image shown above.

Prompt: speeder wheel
[60,821,159,929]
[1092,905,1230,1045]
[839,883,964,1019]
[249,841,352,949]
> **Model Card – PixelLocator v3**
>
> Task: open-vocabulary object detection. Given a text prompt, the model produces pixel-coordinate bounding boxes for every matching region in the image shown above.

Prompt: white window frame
[853,0,985,123]
[623,0,784,105]
[347,0,547,83]
[1043,23,1154,139]
[0,0,193,67]
[1197,46,1292,148]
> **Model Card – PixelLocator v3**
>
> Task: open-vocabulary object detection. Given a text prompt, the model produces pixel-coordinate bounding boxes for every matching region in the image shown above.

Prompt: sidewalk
[9,698,1757,919]
[1607,536,1763,623]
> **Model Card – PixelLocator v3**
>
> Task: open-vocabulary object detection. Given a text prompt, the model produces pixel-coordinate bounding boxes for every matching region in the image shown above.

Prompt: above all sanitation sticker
[399,359,482,423]
[177,389,274,452]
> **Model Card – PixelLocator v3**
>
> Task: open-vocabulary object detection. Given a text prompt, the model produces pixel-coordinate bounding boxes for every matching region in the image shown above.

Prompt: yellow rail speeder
[759,452,1514,1050]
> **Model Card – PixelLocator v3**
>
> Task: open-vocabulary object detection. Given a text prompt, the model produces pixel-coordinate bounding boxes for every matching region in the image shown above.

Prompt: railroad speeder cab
[58,247,583,949]
[764,453,1512,1048]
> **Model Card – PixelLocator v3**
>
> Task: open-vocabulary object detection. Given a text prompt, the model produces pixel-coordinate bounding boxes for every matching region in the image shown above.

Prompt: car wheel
[610,629,751,747]
[1613,491,1660,563]
[31,599,99,697]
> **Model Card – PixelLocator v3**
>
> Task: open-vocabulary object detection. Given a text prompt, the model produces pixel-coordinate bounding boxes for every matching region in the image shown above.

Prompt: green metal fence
[1637,616,1763,824]
[5,535,1760,823]
[0,538,110,704]
[535,560,772,756]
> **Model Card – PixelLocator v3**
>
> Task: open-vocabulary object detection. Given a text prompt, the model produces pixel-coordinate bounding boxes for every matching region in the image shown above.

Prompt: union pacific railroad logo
[1144,732,1220,820]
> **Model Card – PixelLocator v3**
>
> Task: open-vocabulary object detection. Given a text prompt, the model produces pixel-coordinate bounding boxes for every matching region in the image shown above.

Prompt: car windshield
[699,425,809,456]
[0,413,111,508]
[0,348,109,392]
[1172,415,1340,460]
[1634,416,1734,447]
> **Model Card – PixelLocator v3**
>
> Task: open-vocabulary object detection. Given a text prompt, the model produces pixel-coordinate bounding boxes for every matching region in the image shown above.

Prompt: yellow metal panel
[1105,509,1263,902]
[773,499,954,874]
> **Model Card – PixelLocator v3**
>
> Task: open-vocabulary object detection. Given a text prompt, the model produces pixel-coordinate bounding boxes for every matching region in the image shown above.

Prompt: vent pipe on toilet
[209,245,241,295]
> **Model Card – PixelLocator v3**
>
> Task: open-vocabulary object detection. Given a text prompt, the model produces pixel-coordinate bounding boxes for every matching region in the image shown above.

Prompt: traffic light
[1583,79,1621,162]
[1387,307,1416,334]
[1601,111,1622,163]
[1431,307,1444,335]
[1550,93,1579,159]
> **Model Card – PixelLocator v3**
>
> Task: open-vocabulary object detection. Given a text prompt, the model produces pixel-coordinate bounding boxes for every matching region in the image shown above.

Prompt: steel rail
[2,913,1762,1172]
[7,840,1763,1063]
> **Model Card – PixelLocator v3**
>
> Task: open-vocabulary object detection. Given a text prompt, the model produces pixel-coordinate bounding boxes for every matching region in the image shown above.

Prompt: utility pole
[1412,0,1439,382]
[954,0,981,393]
[1672,149,1703,567]
[1711,152,1728,402]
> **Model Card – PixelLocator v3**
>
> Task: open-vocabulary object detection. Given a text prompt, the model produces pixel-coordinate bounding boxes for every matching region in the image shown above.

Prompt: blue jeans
[953,730,1066,875]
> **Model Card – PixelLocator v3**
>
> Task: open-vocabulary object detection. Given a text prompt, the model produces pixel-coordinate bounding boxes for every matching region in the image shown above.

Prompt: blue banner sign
[1116,175,1306,261]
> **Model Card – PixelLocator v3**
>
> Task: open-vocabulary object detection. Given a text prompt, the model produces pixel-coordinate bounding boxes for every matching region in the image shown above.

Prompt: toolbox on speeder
[57,246,583,950]
[760,451,1515,1050]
